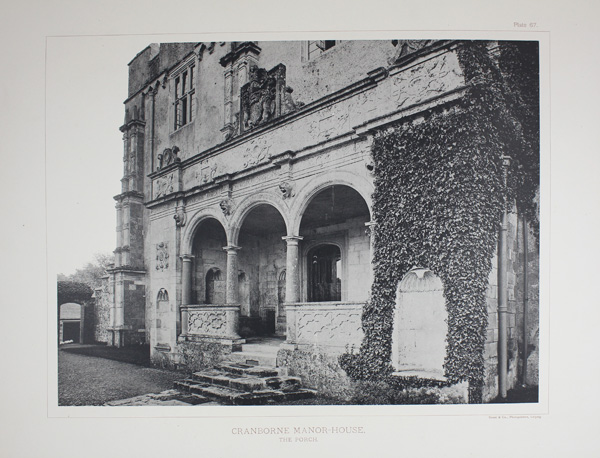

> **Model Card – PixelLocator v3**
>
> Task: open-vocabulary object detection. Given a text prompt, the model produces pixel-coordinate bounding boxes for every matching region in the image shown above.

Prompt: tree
[58,252,114,290]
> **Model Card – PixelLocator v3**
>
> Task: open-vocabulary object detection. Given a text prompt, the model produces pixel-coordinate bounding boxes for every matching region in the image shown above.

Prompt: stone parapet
[180,305,243,345]
[285,301,364,353]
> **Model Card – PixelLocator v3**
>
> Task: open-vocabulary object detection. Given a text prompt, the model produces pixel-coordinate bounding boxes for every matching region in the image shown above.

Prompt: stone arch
[229,192,290,245]
[59,302,83,344]
[182,207,229,255]
[289,172,373,236]
[157,288,169,302]
[205,267,224,304]
[392,267,448,379]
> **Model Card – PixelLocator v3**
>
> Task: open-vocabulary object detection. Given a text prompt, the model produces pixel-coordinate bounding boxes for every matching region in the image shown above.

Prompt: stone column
[223,245,241,304]
[181,255,194,305]
[180,255,194,336]
[283,236,303,303]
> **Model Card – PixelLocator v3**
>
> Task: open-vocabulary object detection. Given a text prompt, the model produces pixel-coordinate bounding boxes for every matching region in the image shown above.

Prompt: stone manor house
[92,40,539,402]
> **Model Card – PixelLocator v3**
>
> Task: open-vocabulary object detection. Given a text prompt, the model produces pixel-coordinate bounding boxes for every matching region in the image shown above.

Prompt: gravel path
[58,350,184,406]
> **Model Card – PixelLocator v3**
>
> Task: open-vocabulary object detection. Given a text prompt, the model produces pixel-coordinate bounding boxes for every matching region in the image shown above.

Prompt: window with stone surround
[173,64,195,130]
[307,40,337,60]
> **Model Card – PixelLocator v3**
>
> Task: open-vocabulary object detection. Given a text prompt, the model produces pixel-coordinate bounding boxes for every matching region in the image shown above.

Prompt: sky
[46,36,156,275]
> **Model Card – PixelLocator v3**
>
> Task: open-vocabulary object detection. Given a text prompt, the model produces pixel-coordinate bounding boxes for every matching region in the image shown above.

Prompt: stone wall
[93,280,111,344]
[482,211,539,401]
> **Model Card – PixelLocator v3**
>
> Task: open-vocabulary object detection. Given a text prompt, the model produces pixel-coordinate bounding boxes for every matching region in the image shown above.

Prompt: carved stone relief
[154,173,174,199]
[296,310,362,342]
[174,208,186,227]
[188,310,227,335]
[242,137,272,169]
[241,65,282,131]
[307,105,349,142]
[155,242,169,271]
[278,181,294,199]
[157,146,180,170]
[192,161,218,185]
[390,54,460,109]
[219,199,233,216]
[237,63,303,136]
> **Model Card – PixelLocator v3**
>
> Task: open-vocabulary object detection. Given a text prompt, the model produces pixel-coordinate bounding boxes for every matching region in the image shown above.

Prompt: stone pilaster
[181,255,194,306]
[180,254,194,336]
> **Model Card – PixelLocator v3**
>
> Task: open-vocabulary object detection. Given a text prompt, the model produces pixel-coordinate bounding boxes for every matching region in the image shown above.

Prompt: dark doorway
[62,321,80,343]
[308,244,342,302]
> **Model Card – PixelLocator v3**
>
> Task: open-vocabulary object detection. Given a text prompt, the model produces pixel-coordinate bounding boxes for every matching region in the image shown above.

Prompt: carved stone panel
[296,310,362,343]
[154,173,174,199]
[157,146,180,170]
[188,310,227,336]
[156,242,169,271]
[390,53,463,109]
[238,63,302,134]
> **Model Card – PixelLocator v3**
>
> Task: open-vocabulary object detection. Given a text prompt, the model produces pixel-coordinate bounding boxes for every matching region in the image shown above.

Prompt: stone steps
[226,350,278,367]
[172,339,315,405]
[216,362,281,377]
[174,373,315,405]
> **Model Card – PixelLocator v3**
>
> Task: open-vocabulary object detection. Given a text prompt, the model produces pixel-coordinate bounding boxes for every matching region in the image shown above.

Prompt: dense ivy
[339,41,539,403]
[57,281,93,305]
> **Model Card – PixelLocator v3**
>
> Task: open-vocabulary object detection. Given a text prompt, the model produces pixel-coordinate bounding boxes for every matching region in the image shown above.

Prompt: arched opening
[191,218,227,304]
[392,268,448,379]
[299,185,370,302]
[59,302,82,344]
[205,268,223,304]
[155,288,171,342]
[307,244,342,302]
[237,204,287,336]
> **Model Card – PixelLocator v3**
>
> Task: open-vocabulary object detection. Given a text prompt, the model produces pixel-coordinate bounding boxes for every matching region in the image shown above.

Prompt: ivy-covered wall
[340,41,539,403]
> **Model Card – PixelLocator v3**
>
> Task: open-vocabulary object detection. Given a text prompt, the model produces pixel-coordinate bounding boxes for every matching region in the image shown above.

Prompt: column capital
[365,221,377,237]
[180,254,195,262]
[223,245,241,253]
[282,235,303,245]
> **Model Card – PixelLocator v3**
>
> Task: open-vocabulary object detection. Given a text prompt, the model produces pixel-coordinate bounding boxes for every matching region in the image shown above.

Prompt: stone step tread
[239,344,281,354]
[233,389,317,405]
[227,352,277,366]
[173,379,201,392]
[179,394,212,405]
[231,350,279,358]
[190,371,302,392]
[217,362,281,377]
[188,383,316,405]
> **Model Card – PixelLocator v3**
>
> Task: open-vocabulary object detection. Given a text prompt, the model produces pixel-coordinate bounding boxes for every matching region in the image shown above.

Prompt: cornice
[106,266,146,275]
[114,190,145,202]
[219,42,261,67]
[119,119,145,132]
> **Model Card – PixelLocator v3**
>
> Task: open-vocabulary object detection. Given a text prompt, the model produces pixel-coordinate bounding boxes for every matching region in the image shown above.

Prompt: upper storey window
[307,40,337,60]
[174,65,195,130]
